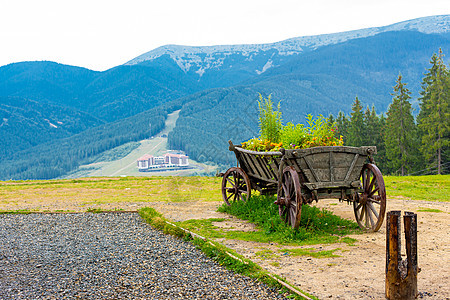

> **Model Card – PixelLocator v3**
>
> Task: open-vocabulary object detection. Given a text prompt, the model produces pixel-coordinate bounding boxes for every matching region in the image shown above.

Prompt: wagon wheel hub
[284,195,291,207]
[226,187,237,193]
[275,196,290,207]
[360,193,369,205]
[233,185,239,194]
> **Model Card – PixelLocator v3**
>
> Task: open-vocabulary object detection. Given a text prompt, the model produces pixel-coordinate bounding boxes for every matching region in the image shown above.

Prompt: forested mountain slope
[0,102,181,180]
[0,59,201,159]
[169,31,450,165]
[0,96,103,159]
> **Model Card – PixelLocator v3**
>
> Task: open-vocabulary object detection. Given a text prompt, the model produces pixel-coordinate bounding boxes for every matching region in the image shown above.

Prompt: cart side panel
[233,146,282,184]
[333,152,367,181]
[235,151,252,176]
[284,146,376,185]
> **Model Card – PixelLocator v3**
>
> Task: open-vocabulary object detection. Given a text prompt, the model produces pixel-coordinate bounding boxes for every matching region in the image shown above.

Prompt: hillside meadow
[0,175,448,213]
[0,176,222,213]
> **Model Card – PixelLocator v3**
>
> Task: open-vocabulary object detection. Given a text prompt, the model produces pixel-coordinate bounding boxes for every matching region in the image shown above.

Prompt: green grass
[417,208,444,213]
[212,195,361,245]
[384,175,449,202]
[279,247,341,258]
[255,249,278,260]
[0,209,34,214]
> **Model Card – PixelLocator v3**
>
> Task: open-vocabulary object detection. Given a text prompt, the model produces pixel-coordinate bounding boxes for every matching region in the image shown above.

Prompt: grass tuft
[417,208,444,213]
[0,209,34,214]
[279,247,341,258]
[217,195,361,245]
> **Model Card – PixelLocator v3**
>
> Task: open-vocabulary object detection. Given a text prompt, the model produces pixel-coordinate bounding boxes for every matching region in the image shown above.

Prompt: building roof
[137,154,153,161]
[164,153,188,158]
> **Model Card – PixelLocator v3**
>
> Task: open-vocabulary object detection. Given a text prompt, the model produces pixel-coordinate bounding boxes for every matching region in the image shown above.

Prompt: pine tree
[418,49,450,174]
[384,74,417,176]
[336,111,349,143]
[327,113,336,127]
[377,113,388,171]
[417,52,440,126]
[362,106,375,147]
[347,97,365,146]
[362,105,387,170]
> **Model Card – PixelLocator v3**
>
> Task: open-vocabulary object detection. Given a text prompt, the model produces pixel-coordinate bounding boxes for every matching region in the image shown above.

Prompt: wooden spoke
[370,196,381,205]
[226,192,234,201]
[221,167,251,206]
[367,175,376,193]
[367,206,375,227]
[368,186,380,197]
[353,164,386,232]
[368,202,379,219]
[359,205,365,222]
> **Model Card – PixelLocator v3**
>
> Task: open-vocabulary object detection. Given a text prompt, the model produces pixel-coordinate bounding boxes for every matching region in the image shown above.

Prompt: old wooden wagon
[222,141,386,232]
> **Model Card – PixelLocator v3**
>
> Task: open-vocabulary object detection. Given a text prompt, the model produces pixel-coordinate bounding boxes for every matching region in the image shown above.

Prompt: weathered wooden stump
[386,211,418,299]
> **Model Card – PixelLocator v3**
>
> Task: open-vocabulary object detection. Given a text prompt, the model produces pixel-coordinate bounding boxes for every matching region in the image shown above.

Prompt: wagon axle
[274,195,291,207]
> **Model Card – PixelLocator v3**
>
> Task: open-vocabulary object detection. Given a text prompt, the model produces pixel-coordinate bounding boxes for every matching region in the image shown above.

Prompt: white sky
[1,0,450,71]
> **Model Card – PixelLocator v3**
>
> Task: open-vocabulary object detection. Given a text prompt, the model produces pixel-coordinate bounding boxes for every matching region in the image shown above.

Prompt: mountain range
[1,15,449,180]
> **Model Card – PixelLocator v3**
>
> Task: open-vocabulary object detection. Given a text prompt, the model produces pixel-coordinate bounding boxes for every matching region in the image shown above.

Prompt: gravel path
[0,213,288,300]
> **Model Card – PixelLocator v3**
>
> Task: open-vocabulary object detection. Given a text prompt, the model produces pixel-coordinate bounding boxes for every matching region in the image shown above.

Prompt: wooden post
[386,211,418,299]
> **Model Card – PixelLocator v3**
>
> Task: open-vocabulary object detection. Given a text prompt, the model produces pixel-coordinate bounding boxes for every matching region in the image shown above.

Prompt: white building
[164,153,189,167]
[137,152,189,171]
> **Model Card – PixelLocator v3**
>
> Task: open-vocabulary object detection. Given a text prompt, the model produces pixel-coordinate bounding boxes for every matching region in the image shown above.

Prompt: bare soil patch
[150,198,449,300]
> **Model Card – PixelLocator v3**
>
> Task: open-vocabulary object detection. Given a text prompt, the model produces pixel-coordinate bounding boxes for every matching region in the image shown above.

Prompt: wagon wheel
[277,166,303,229]
[353,164,386,232]
[222,167,251,206]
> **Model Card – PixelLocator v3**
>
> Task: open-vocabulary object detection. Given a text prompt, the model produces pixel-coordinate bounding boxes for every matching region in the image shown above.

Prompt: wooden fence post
[386,211,418,299]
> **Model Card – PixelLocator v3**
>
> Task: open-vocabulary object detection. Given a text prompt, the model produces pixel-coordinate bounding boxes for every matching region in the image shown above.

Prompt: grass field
[1,175,448,212]
[0,176,222,212]
[384,174,449,202]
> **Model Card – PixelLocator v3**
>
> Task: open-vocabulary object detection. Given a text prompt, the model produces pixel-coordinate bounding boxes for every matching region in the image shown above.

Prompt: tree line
[332,49,449,175]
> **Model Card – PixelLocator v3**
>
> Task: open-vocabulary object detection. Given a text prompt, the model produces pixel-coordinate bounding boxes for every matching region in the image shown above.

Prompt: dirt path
[150,198,449,299]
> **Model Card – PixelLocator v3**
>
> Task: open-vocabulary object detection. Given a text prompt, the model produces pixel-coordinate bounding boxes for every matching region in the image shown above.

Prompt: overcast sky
[1,0,449,71]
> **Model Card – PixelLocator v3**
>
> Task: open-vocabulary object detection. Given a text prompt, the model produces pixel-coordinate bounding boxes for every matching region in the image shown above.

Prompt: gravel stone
[0,213,288,299]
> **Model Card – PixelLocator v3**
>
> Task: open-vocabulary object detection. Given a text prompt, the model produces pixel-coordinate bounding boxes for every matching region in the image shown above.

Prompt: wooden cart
[222,141,387,232]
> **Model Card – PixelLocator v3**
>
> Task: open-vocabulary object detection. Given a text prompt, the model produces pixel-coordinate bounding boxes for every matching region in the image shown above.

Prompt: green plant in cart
[241,94,344,152]
[280,122,308,149]
[258,94,282,144]
[303,114,343,148]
